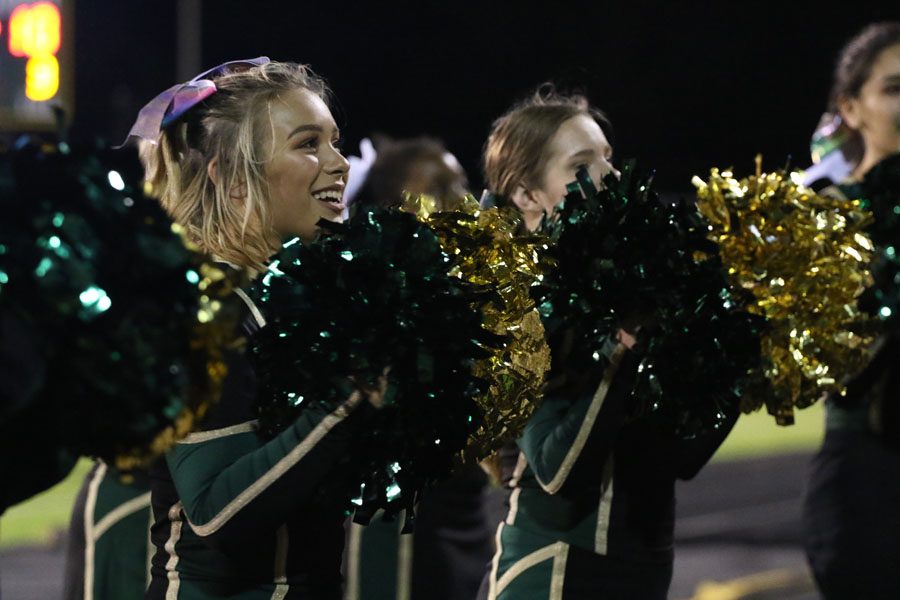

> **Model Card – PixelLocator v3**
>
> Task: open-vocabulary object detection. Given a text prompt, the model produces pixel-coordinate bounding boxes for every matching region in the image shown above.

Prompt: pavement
[670,451,819,600]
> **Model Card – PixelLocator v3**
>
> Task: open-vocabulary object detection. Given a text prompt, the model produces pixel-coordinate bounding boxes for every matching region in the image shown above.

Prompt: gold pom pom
[693,159,876,424]
[403,193,551,461]
[114,262,245,471]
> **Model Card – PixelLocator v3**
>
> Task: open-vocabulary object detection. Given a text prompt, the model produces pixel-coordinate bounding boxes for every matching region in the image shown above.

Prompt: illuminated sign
[10,2,62,58]
[25,53,58,101]
[0,1,71,130]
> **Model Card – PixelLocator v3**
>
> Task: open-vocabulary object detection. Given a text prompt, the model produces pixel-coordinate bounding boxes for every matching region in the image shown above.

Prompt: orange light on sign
[8,4,30,57]
[25,53,59,101]
[9,2,62,58]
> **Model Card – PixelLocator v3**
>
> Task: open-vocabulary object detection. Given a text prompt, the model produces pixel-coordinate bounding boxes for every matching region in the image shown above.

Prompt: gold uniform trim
[83,462,108,600]
[594,455,615,555]
[178,420,258,444]
[164,502,184,600]
[492,540,568,598]
[188,395,360,537]
[534,344,626,494]
[92,492,152,540]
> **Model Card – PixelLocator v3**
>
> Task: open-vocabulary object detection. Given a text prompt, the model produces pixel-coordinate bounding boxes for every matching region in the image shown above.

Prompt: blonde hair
[140,61,329,269]
[483,86,611,205]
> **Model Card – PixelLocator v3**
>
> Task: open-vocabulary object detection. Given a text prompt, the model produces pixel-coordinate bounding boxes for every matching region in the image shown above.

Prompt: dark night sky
[72,0,899,191]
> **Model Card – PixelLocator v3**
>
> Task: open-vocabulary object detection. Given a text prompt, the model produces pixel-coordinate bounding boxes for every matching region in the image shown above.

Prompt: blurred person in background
[342,135,499,600]
[349,136,468,213]
[63,463,152,600]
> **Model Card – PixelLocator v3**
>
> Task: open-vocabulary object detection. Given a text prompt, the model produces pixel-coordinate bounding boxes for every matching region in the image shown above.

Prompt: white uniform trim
[549,543,570,600]
[486,523,505,600]
[344,522,364,600]
[505,452,528,526]
[271,524,290,600]
[164,502,184,600]
[534,344,626,494]
[493,541,566,598]
[92,492,152,540]
[83,462,108,600]
[234,287,267,328]
[594,455,615,555]
[188,395,360,537]
[146,507,154,590]
[178,420,258,444]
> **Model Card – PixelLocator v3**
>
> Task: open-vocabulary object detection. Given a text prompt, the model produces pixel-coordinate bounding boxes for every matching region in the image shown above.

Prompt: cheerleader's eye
[295,136,319,151]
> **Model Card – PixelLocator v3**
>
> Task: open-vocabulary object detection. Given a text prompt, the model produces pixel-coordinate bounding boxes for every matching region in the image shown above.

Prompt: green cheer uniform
[803,156,900,599]
[64,461,152,600]
[145,293,377,600]
[485,341,736,600]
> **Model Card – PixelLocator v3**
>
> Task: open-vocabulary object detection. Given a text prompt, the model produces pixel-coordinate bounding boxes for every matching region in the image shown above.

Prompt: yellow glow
[25,54,59,101]
[8,4,30,57]
[8,2,61,58]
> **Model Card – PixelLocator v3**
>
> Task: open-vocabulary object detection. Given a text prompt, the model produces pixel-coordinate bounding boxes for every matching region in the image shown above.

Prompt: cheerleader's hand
[616,327,638,350]
[353,367,391,409]
[616,309,659,354]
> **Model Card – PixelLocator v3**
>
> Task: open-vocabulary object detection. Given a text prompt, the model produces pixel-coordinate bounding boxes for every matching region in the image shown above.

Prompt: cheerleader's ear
[207,157,247,201]
[838,95,862,130]
[207,157,219,185]
[509,184,542,215]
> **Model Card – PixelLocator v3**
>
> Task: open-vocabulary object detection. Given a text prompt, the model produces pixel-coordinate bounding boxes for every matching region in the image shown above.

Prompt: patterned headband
[119,56,270,147]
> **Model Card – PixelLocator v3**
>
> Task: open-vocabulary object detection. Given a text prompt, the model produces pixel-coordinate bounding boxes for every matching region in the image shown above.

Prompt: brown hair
[482,85,611,205]
[354,136,467,211]
[140,61,330,270]
[829,22,900,165]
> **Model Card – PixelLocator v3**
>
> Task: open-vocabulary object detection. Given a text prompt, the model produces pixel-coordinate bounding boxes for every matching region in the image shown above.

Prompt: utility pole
[176,0,202,81]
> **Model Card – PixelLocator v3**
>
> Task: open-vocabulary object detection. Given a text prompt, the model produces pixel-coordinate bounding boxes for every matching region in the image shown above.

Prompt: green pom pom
[249,208,501,517]
[534,162,765,437]
[0,139,217,473]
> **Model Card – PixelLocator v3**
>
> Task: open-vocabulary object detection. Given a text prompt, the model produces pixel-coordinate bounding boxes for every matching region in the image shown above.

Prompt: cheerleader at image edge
[802,21,900,600]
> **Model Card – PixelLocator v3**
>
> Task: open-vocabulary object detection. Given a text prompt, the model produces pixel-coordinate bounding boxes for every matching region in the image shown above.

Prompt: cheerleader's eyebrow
[568,149,595,160]
[287,124,341,141]
[287,124,323,139]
